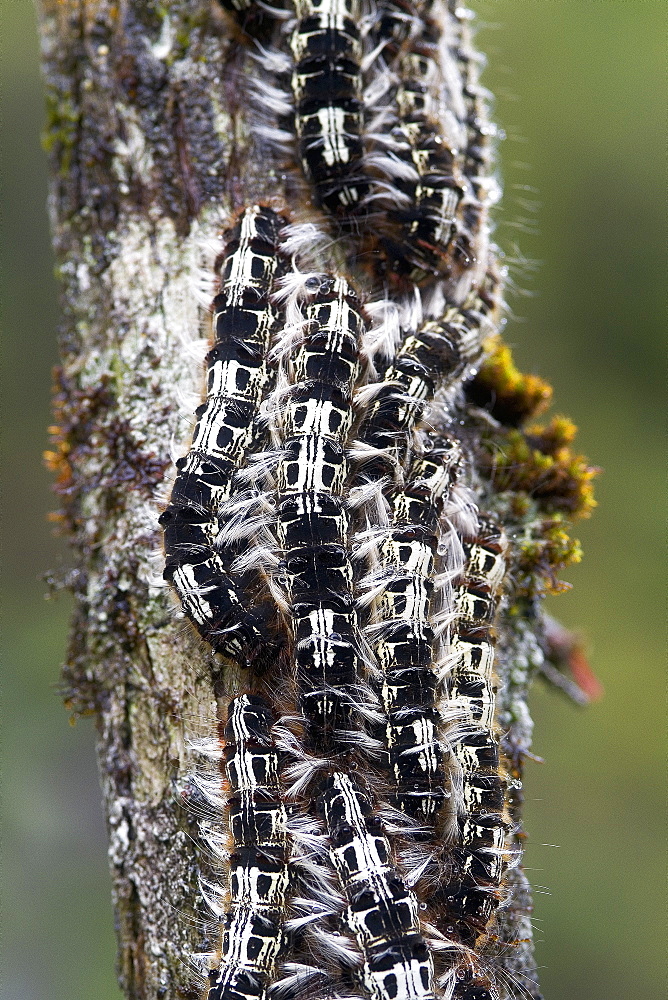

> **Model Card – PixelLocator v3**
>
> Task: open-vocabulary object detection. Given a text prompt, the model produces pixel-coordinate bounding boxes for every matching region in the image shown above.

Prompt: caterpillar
[318,772,437,1000]
[204,694,290,1000]
[160,205,288,667]
[364,7,469,285]
[273,811,365,998]
[357,440,462,828]
[290,0,368,219]
[271,272,376,757]
[433,516,511,950]
[447,3,499,279]
[352,275,497,479]
[347,282,504,990]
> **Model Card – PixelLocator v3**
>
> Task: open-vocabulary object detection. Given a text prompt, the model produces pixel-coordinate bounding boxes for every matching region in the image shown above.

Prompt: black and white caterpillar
[160,205,289,668]
[319,772,437,1000]
[446,2,499,280]
[433,516,512,951]
[349,280,498,829]
[270,272,378,758]
[290,0,369,218]
[357,441,462,828]
[363,4,470,285]
[203,694,290,1000]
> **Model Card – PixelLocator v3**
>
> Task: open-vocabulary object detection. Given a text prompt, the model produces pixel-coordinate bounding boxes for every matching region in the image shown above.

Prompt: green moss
[468,336,553,426]
[480,420,597,519]
[42,91,80,176]
[474,339,596,599]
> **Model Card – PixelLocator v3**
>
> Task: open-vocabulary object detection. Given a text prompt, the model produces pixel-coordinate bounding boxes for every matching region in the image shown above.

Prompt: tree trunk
[38,2,547,997]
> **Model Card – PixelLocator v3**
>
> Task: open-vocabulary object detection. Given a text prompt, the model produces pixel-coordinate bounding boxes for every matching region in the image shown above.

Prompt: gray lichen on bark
[38,2,546,998]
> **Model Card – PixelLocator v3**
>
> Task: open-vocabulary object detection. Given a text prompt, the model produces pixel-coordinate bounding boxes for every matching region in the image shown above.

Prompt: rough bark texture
[38,2,546,998]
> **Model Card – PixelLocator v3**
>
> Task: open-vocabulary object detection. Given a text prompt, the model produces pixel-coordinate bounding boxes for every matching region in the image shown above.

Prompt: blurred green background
[1,1,663,998]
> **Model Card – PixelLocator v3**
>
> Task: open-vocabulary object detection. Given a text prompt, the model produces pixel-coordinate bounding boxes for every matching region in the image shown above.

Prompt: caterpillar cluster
[160,3,529,999]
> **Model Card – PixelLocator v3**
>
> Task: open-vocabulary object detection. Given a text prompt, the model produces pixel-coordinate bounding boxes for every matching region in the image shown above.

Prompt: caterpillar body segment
[272,274,373,755]
[318,773,437,1000]
[371,0,435,57]
[363,440,462,827]
[206,695,290,1000]
[448,964,500,1000]
[448,519,507,732]
[161,206,288,666]
[435,517,511,949]
[291,0,368,219]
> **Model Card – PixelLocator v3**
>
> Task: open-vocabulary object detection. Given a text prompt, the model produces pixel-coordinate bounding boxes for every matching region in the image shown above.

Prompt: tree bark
[38,2,546,997]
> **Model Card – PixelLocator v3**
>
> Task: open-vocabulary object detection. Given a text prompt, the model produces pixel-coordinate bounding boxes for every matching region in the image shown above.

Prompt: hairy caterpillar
[349,282,495,822]
[270,272,376,757]
[434,516,512,950]
[352,276,497,476]
[447,2,499,279]
[319,772,436,1000]
[349,279,498,830]
[363,4,470,285]
[291,0,369,218]
[357,441,462,826]
[160,206,288,667]
[203,694,290,1000]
